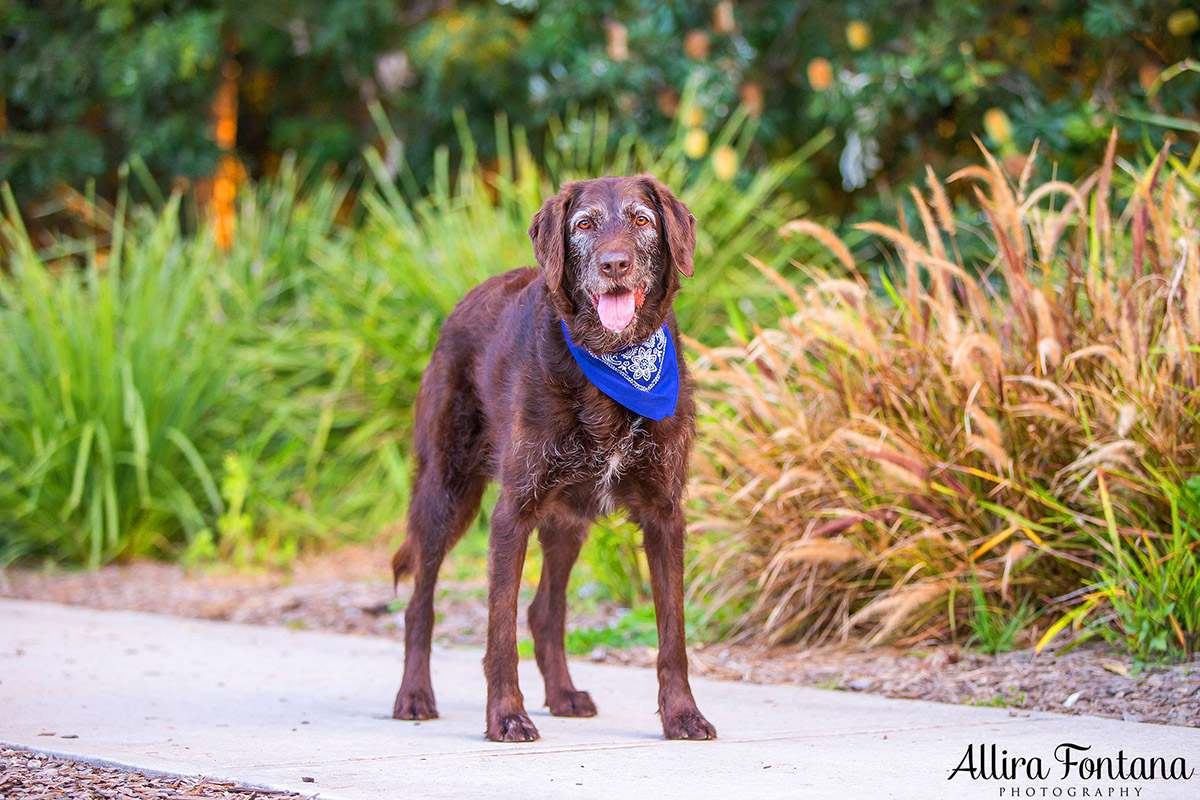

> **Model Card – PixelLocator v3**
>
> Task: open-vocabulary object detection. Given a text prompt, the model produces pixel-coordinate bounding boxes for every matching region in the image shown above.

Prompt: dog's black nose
[598,250,632,277]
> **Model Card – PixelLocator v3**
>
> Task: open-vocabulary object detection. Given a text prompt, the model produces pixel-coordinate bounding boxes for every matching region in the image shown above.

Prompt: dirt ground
[3,545,1197,729]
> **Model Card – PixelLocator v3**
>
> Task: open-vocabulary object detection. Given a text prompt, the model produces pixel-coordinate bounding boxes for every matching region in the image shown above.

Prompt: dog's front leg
[641,509,717,740]
[484,492,539,742]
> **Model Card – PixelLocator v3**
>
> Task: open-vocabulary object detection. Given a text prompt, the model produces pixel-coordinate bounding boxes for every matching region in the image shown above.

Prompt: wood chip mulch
[0,749,307,800]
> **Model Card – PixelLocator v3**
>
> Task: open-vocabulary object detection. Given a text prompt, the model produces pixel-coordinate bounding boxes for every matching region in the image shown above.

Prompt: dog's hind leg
[392,351,489,721]
[528,514,596,717]
[392,457,487,721]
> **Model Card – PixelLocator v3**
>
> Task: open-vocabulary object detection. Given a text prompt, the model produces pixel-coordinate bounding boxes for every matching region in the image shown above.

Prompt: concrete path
[1,599,1196,799]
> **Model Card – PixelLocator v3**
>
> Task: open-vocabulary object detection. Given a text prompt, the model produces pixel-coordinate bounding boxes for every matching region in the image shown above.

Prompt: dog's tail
[391,537,416,588]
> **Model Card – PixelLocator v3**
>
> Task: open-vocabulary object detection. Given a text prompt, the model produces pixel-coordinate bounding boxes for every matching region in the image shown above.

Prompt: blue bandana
[560,320,680,420]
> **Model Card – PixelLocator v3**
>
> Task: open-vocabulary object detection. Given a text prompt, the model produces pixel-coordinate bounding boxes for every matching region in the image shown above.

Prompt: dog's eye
[577,219,591,230]
[634,214,650,227]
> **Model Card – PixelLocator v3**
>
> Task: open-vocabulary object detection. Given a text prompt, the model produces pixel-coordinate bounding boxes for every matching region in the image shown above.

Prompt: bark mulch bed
[3,545,1197,728]
[0,749,306,800]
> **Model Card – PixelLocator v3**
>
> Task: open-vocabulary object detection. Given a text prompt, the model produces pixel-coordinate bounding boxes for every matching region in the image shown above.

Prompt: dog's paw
[392,686,438,720]
[547,689,597,718]
[486,710,540,742]
[662,709,717,740]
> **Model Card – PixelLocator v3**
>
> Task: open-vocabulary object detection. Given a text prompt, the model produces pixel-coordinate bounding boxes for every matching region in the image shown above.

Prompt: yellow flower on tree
[983,108,1013,145]
[846,21,871,51]
[1168,10,1199,37]
[684,128,709,160]
[712,145,738,180]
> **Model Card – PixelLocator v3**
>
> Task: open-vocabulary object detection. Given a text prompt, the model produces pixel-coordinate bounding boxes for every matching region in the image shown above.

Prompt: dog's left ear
[640,174,696,278]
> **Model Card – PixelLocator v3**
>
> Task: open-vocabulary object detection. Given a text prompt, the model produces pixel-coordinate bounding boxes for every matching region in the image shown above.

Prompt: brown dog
[389,174,715,742]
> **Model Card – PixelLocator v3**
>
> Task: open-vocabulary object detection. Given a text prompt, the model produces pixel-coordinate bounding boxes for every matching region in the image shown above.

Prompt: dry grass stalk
[691,142,1200,647]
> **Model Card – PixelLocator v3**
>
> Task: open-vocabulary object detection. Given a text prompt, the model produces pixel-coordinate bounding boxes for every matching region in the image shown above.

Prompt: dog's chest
[567,419,654,509]
[594,430,639,511]
[511,411,665,510]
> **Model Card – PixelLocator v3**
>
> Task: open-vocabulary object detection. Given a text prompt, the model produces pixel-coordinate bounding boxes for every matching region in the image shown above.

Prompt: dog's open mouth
[593,288,646,332]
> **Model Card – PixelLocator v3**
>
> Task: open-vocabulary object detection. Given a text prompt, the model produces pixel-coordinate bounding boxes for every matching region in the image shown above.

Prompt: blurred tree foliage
[0,0,398,201]
[2,0,1198,213]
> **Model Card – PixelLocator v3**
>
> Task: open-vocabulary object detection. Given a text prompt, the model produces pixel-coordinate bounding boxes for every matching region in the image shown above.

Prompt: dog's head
[528,174,695,353]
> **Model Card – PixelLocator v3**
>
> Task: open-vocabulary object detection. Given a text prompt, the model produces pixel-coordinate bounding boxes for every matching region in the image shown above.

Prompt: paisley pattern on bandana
[560,320,680,421]
[596,326,668,392]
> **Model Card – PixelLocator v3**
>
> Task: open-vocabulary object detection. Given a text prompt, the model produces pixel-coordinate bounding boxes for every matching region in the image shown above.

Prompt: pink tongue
[597,291,636,331]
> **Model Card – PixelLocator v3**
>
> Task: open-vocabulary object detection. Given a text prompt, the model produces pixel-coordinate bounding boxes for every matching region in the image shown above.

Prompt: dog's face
[528,175,695,353]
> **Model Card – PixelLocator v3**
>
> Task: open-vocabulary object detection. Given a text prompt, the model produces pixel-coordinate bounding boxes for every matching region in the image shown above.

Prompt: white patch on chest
[596,421,649,513]
[513,417,655,513]
[602,450,624,484]
[598,450,623,513]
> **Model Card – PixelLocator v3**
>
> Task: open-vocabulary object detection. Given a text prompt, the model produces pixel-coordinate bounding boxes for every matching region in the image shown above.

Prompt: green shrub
[0,164,407,567]
[963,576,1034,655]
[1092,474,1200,661]
[0,186,234,566]
[0,107,823,569]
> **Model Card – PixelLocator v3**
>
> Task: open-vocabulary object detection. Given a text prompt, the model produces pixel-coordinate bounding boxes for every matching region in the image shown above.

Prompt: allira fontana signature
[948,743,1194,782]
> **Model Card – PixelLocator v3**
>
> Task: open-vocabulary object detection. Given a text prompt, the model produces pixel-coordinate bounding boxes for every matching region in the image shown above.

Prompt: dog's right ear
[528,184,576,301]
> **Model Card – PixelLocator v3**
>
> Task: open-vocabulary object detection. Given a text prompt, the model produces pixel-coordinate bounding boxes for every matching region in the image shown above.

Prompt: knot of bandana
[560,320,680,420]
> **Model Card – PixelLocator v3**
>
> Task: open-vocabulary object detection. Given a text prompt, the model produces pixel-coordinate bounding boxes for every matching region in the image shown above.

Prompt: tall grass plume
[691,134,1200,658]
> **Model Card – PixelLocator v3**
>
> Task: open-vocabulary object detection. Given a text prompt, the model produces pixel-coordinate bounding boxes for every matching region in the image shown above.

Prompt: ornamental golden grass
[689,133,1200,649]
